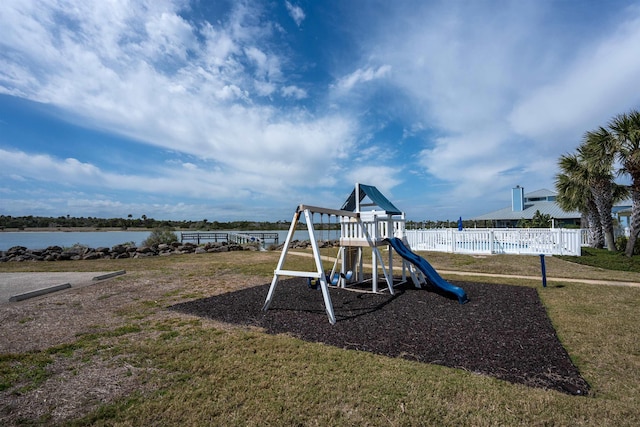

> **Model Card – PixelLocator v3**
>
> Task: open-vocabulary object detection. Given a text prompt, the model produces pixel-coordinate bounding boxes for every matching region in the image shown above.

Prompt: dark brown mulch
[169,278,590,395]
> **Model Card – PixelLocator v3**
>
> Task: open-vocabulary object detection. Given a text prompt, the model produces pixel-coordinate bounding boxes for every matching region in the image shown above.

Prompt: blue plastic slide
[385,238,469,304]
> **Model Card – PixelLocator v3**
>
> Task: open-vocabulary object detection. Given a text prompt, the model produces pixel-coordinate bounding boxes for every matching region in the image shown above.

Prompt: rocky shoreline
[0,239,341,262]
[0,241,255,262]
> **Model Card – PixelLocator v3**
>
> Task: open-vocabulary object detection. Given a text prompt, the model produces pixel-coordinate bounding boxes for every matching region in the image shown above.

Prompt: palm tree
[579,128,619,251]
[556,153,604,248]
[609,109,640,256]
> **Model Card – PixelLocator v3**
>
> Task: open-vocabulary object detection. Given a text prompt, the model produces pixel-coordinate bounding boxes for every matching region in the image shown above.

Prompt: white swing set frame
[262,203,406,324]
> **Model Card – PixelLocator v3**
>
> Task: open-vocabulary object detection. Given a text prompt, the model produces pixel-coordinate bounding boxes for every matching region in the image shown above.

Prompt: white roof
[471,188,631,221]
[472,189,579,221]
[524,188,556,199]
[472,201,580,221]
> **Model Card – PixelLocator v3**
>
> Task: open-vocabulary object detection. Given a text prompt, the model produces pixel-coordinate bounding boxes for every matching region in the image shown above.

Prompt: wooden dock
[180,232,279,245]
[180,232,228,244]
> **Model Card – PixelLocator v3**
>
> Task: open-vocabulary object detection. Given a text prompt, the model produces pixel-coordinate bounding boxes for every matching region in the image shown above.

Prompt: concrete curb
[9,283,72,302]
[92,270,126,281]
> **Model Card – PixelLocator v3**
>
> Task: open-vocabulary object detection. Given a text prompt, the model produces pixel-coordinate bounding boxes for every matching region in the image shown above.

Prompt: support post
[263,210,301,311]
[357,247,363,283]
[372,246,378,293]
[340,245,347,288]
[539,254,547,288]
[387,217,393,277]
[303,209,336,324]
[263,208,336,324]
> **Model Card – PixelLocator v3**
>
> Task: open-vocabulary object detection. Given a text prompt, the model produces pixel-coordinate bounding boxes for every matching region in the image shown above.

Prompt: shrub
[615,235,640,255]
[142,228,178,247]
[615,236,627,251]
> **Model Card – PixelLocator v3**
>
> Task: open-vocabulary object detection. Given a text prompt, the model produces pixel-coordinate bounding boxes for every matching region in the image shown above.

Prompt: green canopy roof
[340,184,402,215]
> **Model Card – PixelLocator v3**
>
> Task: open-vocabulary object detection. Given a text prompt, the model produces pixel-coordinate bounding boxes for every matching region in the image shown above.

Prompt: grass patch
[557,247,640,273]
[159,331,180,341]
[74,322,640,426]
[0,323,143,393]
[0,352,53,393]
[539,281,640,400]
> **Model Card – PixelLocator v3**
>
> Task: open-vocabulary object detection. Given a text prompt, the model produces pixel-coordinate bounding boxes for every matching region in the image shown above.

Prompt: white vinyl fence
[405,228,582,256]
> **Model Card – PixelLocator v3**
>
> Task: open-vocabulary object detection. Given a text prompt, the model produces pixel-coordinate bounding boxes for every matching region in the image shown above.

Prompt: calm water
[0,231,153,251]
[0,229,341,251]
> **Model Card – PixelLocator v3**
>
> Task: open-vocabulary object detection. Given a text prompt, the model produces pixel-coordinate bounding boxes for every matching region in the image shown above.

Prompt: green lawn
[1,249,639,426]
[557,246,640,273]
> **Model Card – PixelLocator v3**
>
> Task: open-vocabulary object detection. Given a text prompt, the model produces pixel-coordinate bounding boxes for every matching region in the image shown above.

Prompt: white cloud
[253,79,277,96]
[285,1,305,27]
[143,11,197,61]
[350,1,640,216]
[416,127,530,200]
[4,1,638,221]
[509,11,640,142]
[0,190,233,220]
[281,85,307,99]
[0,0,358,204]
[375,2,543,133]
[344,166,402,196]
[0,108,357,201]
[244,46,282,81]
[200,22,239,68]
[334,65,392,93]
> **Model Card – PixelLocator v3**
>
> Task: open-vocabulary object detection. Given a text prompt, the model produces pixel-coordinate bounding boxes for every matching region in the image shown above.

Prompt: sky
[1,0,640,222]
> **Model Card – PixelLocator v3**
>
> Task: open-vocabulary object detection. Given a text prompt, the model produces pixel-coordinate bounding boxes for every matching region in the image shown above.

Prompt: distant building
[472,186,633,231]
[613,200,633,231]
[471,186,581,228]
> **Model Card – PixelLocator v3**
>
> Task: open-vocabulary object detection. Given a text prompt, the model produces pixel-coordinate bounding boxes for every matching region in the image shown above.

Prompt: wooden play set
[262,183,468,324]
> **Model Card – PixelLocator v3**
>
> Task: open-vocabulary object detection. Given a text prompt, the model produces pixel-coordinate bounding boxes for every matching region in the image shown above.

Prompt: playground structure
[262,183,468,324]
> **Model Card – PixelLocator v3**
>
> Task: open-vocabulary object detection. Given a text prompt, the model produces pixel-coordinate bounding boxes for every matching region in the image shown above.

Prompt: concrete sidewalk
[0,271,126,303]
[435,268,640,288]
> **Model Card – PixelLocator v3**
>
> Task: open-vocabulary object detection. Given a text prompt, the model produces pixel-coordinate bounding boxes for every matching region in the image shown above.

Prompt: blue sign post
[539,254,547,288]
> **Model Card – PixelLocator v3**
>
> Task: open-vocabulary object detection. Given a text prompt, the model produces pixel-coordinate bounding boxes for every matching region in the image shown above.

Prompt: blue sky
[1,0,640,222]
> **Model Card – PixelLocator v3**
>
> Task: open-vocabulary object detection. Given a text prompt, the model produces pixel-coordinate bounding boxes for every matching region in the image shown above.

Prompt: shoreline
[0,227,291,233]
[1,227,158,233]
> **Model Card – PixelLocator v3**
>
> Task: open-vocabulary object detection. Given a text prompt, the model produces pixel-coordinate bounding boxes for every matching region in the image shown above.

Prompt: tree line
[0,215,470,232]
[556,109,640,257]
[0,214,561,233]
[0,215,293,231]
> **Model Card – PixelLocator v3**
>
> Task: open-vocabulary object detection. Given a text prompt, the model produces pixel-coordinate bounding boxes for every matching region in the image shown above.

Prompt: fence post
[490,230,494,254]
[447,228,455,253]
[452,228,457,253]
[558,229,563,255]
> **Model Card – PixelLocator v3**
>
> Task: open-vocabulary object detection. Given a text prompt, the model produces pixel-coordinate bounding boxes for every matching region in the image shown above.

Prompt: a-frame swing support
[262,205,359,324]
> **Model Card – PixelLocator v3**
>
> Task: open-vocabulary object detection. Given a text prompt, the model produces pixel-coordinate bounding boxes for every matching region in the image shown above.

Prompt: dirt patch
[169,278,590,396]
[0,269,259,425]
[1,352,149,424]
